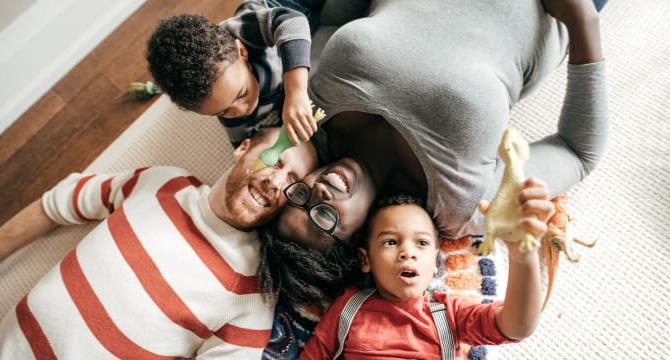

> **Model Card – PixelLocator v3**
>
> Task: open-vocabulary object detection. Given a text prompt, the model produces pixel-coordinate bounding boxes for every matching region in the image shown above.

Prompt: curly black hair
[355,194,437,248]
[146,14,238,110]
[256,222,361,306]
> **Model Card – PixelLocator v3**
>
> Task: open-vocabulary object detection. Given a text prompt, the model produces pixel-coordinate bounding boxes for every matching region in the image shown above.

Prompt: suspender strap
[429,298,455,360]
[333,288,376,359]
[333,289,455,360]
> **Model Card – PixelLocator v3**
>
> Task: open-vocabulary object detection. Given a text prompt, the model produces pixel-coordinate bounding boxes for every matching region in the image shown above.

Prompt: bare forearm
[0,199,58,261]
[495,249,542,340]
[567,15,602,64]
[543,0,603,64]
[283,67,309,97]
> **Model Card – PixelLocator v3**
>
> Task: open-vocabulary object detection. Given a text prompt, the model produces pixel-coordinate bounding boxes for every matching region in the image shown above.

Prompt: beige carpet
[498,1,670,358]
[1,0,668,358]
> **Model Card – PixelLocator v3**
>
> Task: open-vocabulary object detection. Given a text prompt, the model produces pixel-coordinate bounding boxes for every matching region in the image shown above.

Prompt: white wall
[0,0,147,135]
[0,0,38,32]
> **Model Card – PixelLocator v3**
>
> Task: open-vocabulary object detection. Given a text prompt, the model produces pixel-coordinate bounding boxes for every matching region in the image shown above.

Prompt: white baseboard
[0,0,147,135]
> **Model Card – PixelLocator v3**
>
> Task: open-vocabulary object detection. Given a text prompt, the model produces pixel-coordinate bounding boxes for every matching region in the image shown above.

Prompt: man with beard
[0,128,330,359]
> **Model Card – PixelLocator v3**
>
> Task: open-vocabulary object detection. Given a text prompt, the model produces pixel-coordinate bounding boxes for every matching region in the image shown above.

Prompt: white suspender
[333,289,455,360]
[333,288,377,359]
[429,300,455,360]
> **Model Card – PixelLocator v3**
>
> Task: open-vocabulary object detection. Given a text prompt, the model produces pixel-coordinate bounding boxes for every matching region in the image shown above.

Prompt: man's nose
[313,182,334,202]
[262,169,287,194]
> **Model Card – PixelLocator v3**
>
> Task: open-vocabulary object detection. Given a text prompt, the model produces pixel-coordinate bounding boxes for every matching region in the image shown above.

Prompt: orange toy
[540,196,597,310]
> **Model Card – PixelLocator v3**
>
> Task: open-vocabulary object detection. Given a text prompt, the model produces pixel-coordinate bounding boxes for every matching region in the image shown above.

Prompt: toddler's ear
[235,38,249,61]
[358,248,371,273]
[233,138,252,159]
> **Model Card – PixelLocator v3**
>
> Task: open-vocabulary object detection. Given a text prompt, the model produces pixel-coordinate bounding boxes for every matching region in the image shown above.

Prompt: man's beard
[224,165,275,230]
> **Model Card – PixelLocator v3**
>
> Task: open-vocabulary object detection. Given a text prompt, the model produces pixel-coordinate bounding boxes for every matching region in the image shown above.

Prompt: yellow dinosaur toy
[479,127,538,254]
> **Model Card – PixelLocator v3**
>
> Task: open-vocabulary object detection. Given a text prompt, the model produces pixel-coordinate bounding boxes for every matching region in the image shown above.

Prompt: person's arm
[494,244,543,340]
[525,0,607,198]
[0,200,58,262]
[225,2,315,144]
[543,0,602,64]
[0,168,149,262]
[225,1,311,72]
[482,178,554,340]
[282,66,316,145]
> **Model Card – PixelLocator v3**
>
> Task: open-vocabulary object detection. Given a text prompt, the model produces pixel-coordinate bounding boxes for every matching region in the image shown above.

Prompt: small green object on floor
[127,80,162,100]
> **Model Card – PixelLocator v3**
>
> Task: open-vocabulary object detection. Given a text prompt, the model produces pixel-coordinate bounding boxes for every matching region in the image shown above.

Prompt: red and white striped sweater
[0,166,273,359]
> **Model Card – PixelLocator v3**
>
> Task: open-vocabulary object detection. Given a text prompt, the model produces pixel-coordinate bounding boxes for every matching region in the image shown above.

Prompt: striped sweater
[0,166,273,359]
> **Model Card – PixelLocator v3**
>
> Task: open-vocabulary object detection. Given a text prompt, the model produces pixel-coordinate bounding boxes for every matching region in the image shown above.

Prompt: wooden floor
[0,0,241,225]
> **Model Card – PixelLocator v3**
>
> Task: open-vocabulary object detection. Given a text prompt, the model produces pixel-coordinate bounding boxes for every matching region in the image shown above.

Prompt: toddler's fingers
[299,114,315,138]
[308,113,318,132]
[518,217,548,239]
[521,199,555,222]
[286,123,301,145]
[294,118,311,142]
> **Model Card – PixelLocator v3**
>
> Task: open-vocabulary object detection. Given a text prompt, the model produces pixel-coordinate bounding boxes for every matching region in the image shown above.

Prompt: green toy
[127,80,162,100]
[250,108,326,171]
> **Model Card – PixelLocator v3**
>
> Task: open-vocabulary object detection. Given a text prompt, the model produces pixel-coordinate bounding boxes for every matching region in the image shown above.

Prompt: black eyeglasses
[283,181,344,246]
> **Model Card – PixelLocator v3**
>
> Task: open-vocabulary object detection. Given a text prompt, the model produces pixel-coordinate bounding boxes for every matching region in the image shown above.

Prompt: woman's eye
[292,189,308,201]
[317,208,336,221]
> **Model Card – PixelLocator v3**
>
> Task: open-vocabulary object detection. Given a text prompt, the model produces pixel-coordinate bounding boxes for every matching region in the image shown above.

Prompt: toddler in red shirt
[300,178,554,359]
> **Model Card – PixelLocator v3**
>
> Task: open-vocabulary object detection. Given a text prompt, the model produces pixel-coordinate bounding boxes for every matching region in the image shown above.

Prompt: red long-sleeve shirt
[300,287,518,359]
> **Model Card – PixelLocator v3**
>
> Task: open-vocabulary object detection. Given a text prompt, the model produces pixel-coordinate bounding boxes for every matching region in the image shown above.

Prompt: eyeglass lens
[287,182,310,205]
[309,204,338,231]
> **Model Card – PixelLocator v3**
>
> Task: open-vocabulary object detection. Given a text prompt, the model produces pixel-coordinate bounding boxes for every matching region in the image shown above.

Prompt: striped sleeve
[41,167,149,225]
[224,0,311,72]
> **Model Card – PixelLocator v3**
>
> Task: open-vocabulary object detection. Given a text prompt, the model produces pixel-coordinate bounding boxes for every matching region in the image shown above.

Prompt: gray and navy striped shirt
[219,0,311,146]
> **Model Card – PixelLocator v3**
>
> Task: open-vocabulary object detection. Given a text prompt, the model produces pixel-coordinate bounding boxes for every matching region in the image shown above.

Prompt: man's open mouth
[248,185,270,206]
[323,168,350,193]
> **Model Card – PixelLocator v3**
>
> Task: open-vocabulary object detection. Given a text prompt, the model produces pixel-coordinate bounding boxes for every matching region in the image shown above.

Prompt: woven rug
[1,0,668,358]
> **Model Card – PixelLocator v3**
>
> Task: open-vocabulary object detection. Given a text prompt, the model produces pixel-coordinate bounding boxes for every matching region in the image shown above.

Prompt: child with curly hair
[147,0,324,147]
[299,178,554,359]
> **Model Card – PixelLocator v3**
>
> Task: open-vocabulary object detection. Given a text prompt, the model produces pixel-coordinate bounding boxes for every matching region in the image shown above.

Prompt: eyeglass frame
[283,181,346,247]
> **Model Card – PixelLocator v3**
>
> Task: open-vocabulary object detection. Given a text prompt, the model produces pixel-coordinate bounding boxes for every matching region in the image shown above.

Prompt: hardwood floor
[0,0,241,224]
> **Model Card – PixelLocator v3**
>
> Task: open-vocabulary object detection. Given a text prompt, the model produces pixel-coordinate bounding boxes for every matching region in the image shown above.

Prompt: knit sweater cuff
[279,39,311,73]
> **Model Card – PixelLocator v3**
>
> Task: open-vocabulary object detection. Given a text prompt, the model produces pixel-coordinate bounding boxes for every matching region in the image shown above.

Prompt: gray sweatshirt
[309,0,608,237]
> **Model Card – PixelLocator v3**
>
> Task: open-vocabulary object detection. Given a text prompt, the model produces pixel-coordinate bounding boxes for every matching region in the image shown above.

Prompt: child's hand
[515,178,555,240]
[479,178,555,251]
[282,93,318,145]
